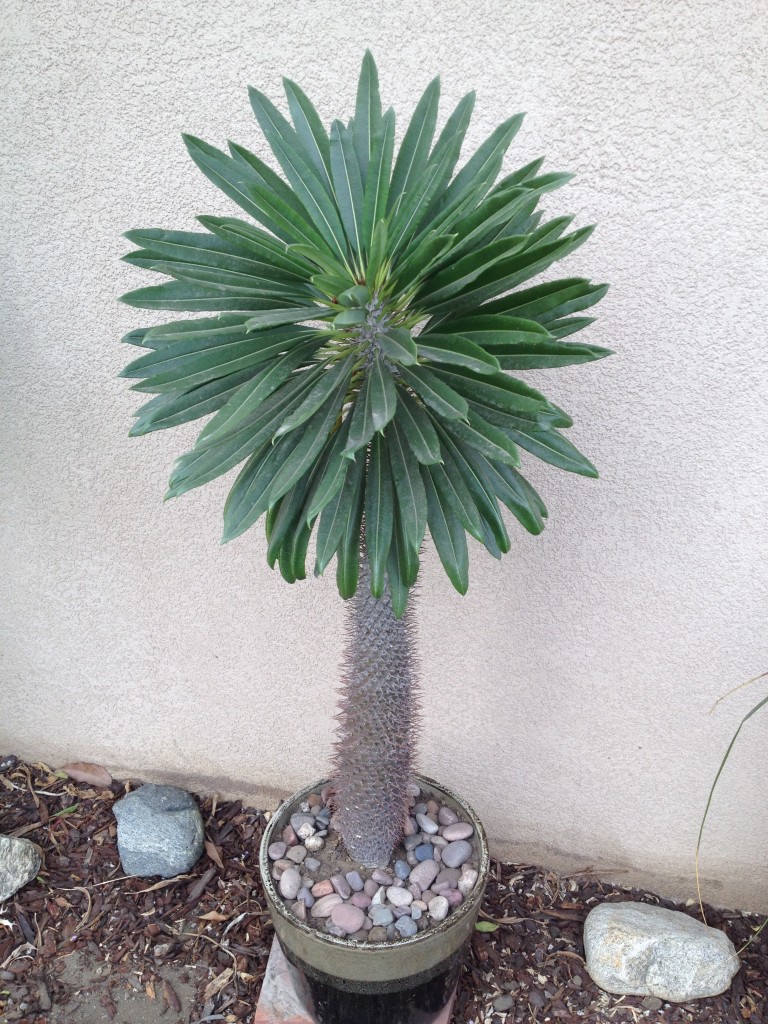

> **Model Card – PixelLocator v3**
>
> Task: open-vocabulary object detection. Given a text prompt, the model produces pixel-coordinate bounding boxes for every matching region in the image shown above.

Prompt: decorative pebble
[411,904,422,921]
[393,906,411,919]
[406,851,419,867]
[406,782,421,797]
[428,895,450,922]
[292,900,307,921]
[282,825,298,847]
[413,803,428,816]
[371,885,386,905]
[304,857,321,872]
[441,840,472,868]
[297,822,315,841]
[458,868,478,896]
[435,867,460,888]
[363,879,379,897]
[350,892,371,909]
[290,813,315,832]
[304,835,324,852]
[325,921,347,937]
[279,867,301,900]
[404,834,422,851]
[415,813,438,835]
[414,844,434,862]
[311,879,334,897]
[387,886,413,908]
[394,859,411,879]
[331,874,352,899]
[267,841,287,861]
[433,847,442,863]
[369,906,395,927]
[445,889,464,908]
[396,916,418,937]
[403,817,417,836]
[430,835,448,847]
[286,845,307,864]
[438,806,459,826]
[368,926,388,942]
[408,883,422,900]
[427,800,440,816]
[113,785,204,878]
[331,903,365,935]
[346,870,364,892]
[442,822,474,842]
[311,893,343,918]
[371,869,393,885]
[409,859,440,890]
[296,886,315,908]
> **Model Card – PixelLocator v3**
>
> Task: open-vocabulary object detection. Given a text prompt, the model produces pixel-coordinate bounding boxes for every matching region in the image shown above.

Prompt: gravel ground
[0,757,765,1023]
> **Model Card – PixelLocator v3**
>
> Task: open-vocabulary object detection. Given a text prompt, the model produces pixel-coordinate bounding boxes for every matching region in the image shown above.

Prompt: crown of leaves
[120,51,610,615]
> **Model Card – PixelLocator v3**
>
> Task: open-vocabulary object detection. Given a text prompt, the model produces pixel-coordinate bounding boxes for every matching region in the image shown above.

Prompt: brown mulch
[0,756,765,1023]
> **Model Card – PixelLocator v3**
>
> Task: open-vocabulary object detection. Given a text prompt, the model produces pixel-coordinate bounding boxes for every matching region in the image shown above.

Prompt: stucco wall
[2,1,767,911]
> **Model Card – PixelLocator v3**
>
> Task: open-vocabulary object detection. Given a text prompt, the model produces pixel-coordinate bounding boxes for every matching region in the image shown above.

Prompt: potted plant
[119,52,610,1023]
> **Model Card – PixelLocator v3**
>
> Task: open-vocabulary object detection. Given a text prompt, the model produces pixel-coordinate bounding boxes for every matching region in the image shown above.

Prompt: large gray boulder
[584,902,740,1002]
[0,836,43,902]
[113,784,204,878]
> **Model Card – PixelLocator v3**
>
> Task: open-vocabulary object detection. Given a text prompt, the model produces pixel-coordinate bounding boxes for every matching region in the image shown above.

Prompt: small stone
[435,867,460,888]
[267,841,287,861]
[415,813,438,835]
[421,889,435,903]
[279,867,301,900]
[368,926,388,942]
[417,915,429,931]
[331,874,352,899]
[371,885,386,905]
[427,799,440,816]
[311,893,343,918]
[282,825,298,847]
[351,929,368,941]
[396,916,418,937]
[285,845,307,864]
[413,899,427,911]
[408,883,422,900]
[583,902,740,1002]
[404,834,422,851]
[428,895,450,922]
[403,817,417,836]
[0,837,43,901]
[390,877,405,888]
[299,800,311,813]
[361,916,373,930]
[433,847,442,863]
[113,784,204,878]
[290,813,315,832]
[350,892,371,909]
[296,822,316,841]
[438,806,459,826]
[493,994,514,1012]
[642,996,664,1011]
[415,844,434,862]
[363,879,379,897]
[394,859,411,879]
[410,859,440,890]
[406,782,422,797]
[296,886,315,908]
[371,869,393,885]
[393,906,411,919]
[271,857,293,880]
[304,835,324,852]
[430,835,448,847]
[386,923,399,940]
[346,870,364,892]
[369,906,394,927]
[324,921,346,937]
[445,888,464,908]
[442,822,474,842]
[307,792,323,808]
[311,879,334,897]
[304,857,321,872]
[458,868,479,896]
[441,840,472,868]
[413,802,428,816]
[291,900,307,921]
[331,903,365,935]
[387,886,413,908]
[406,851,419,867]
[411,904,422,921]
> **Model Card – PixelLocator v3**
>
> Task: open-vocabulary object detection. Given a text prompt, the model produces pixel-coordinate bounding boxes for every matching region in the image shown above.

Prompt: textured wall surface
[2,0,767,910]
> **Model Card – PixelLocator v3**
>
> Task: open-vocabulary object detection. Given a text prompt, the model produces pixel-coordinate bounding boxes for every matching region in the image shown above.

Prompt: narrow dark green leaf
[315,454,364,574]
[369,352,398,431]
[416,333,500,375]
[130,368,258,436]
[330,120,365,259]
[416,236,527,306]
[394,389,442,464]
[386,417,428,552]
[388,77,440,216]
[354,50,382,178]
[120,281,285,314]
[245,306,333,331]
[198,216,314,276]
[335,464,365,598]
[364,433,394,597]
[275,355,355,437]
[480,459,547,534]
[361,108,395,253]
[304,418,353,523]
[426,454,484,543]
[443,409,521,467]
[437,314,552,346]
[378,327,418,366]
[343,375,377,458]
[221,433,302,542]
[547,316,598,338]
[438,431,510,555]
[283,77,334,192]
[423,469,469,594]
[504,425,599,477]
[396,364,468,421]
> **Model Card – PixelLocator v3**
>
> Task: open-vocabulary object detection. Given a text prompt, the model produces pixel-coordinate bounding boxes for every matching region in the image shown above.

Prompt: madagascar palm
[120,52,610,866]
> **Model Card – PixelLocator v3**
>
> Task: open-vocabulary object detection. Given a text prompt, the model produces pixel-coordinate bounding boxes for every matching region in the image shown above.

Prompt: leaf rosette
[120,52,611,614]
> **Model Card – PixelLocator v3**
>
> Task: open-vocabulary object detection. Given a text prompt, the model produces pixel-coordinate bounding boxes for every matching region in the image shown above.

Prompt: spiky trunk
[331,543,420,867]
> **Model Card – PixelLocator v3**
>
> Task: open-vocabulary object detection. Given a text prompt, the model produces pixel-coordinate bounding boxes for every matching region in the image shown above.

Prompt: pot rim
[259,772,489,957]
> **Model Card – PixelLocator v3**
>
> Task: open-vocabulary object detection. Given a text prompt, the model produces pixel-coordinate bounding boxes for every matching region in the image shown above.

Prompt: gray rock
[0,836,42,901]
[113,784,203,878]
[584,902,739,1002]
[441,840,472,868]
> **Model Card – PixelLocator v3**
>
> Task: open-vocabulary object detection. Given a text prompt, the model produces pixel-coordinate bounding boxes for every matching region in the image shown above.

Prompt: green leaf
[378,327,418,366]
[547,316,597,338]
[315,453,364,575]
[130,368,258,436]
[338,284,370,307]
[183,134,325,249]
[364,433,394,597]
[416,236,527,307]
[366,218,388,284]
[361,108,395,254]
[479,459,547,534]
[267,474,314,568]
[142,314,250,344]
[198,216,314,276]
[423,468,468,594]
[369,352,398,431]
[438,431,510,555]
[426,451,484,543]
[504,425,599,477]
[388,76,440,217]
[245,306,333,331]
[416,333,500,375]
[386,522,410,619]
[443,410,521,467]
[426,91,476,186]
[120,281,285,314]
[196,341,321,447]
[353,50,382,178]
[344,375,377,458]
[283,77,334,193]
[396,364,468,421]
[475,921,499,933]
[330,119,365,259]
[248,87,351,262]
[304,418,353,523]
[386,417,428,553]
[394,389,442,464]
[221,434,301,542]
[124,253,309,304]
[274,355,355,437]
[387,143,456,256]
[334,307,367,327]
[335,464,366,598]
[428,366,552,423]
[389,231,456,294]
[438,314,552,346]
